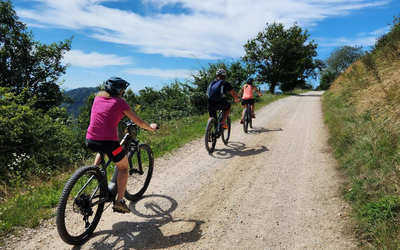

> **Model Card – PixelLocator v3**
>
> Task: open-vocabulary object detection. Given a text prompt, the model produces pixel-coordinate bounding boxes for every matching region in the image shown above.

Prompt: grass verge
[0,90,303,241]
[322,90,400,248]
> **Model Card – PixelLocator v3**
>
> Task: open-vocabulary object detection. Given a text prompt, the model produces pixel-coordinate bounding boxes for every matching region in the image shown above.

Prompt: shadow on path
[74,195,204,250]
[212,141,269,159]
[247,127,283,134]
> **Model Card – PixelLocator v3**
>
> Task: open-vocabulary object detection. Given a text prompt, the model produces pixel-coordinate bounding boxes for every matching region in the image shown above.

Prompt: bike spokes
[56,166,105,245]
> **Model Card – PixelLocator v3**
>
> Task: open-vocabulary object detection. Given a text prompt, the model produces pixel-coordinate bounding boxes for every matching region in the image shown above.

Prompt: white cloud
[124,68,193,79]
[63,50,132,68]
[17,0,390,59]
[318,25,391,47]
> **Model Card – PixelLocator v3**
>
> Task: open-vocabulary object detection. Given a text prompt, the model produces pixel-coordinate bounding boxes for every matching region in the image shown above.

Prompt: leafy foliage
[0,0,71,112]
[326,46,364,74]
[0,88,84,185]
[243,22,322,93]
[318,46,364,90]
[0,2,84,190]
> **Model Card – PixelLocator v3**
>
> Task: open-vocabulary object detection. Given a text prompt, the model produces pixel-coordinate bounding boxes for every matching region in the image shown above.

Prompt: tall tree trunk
[270,82,277,94]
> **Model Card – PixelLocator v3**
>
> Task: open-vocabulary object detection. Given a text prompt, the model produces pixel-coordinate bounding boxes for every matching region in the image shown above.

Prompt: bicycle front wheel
[125,144,154,201]
[205,117,217,153]
[56,166,105,245]
[221,116,231,145]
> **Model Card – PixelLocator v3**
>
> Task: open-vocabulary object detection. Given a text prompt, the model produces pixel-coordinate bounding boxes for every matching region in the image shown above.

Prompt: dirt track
[4,91,357,249]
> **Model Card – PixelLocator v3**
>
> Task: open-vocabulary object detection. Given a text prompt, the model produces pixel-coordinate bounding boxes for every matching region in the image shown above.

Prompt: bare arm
[254,86,262,96]
[123,109,156,132]
[230,89,240,103]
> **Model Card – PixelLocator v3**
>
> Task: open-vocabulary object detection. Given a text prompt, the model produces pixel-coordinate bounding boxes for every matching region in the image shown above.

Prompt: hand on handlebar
[150,123,159,131]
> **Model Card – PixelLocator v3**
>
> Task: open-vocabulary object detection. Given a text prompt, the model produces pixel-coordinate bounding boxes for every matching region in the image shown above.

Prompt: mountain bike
[243,103,253,133]
[205,110,231,153]
[56,121,154,245]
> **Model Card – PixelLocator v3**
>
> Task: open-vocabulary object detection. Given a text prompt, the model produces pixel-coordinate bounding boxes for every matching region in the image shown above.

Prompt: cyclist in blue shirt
[207,69,240,128]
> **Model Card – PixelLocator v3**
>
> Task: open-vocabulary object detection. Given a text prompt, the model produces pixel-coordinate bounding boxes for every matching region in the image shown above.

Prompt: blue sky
[12,0,399,92]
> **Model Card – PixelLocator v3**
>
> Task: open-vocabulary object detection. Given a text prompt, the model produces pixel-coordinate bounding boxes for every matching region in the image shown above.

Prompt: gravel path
[4,91,357,249]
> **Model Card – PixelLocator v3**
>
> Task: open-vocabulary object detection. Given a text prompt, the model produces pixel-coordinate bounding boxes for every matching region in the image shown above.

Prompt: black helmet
[104,77,130,96]
[247,78,254,85]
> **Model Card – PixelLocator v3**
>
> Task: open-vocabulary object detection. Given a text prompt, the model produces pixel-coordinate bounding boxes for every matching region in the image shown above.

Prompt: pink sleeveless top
[242,84,254,100]
[86,96,130,141]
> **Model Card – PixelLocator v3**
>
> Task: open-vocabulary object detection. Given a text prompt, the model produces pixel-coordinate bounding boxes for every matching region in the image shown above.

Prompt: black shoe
[113,199,130,213]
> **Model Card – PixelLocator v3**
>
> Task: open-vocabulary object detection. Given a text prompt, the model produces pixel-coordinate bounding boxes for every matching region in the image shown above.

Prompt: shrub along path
[4,91,357,249]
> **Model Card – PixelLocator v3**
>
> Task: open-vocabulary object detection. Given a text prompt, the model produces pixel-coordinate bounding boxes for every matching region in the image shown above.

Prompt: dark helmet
[104,77,130,96]
[247,78,254,85]
[216,68,227,77]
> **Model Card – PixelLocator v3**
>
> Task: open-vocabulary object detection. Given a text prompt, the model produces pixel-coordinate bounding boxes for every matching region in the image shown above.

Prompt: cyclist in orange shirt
[240,78,262,124]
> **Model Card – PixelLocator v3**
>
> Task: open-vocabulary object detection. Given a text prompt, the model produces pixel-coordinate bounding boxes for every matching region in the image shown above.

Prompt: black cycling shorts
[85,139,127,163]
[241,99,255,105]
[208,100,231,118]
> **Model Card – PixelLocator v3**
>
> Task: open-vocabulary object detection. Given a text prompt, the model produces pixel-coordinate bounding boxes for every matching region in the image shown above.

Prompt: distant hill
[64,87,98,117]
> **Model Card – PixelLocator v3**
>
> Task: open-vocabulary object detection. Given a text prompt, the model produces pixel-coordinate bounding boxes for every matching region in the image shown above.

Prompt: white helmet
[216,68,227,77]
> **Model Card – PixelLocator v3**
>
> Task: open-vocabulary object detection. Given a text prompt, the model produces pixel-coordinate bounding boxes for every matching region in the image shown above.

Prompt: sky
[11,0,399,92]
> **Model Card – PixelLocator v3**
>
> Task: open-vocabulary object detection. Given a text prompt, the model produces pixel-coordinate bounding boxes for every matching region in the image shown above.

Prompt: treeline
[0,0,322,193]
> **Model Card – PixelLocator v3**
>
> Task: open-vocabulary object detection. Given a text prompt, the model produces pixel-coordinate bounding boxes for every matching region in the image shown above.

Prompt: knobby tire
[125,144,154,201]
[221,116,231,145]
[56,166,105,245]
[243,107,249,133]
[205,117,217,153]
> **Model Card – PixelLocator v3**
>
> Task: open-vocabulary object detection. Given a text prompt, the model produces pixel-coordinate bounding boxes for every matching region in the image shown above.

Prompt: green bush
[0,88,85,187]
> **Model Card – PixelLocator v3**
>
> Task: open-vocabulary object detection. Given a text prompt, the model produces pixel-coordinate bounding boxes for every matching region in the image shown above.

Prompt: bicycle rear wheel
[125,144,154,201]
[249,111,253,129]
[243,107,249,133]
[56,166,105,245]
[221,116,231,145]
[205,117,217,153]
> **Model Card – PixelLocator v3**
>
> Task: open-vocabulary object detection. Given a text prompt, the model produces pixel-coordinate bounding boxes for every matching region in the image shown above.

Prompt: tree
[318,45,364,90]
[243,22,322,93]
[319,71,337,90]
[326,46,364,74]
[0,0,71,112]
[186,61,253,113]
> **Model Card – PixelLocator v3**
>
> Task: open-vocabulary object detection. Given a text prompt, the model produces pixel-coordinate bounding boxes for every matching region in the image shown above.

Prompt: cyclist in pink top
[239,78,262,124]
[86,77,157,213]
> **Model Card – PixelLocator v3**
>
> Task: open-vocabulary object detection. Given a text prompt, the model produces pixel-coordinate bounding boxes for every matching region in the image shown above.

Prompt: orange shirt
[242,84,255,100]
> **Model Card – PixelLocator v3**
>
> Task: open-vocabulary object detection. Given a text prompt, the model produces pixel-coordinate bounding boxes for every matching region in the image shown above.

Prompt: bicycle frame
[79,122,142,206]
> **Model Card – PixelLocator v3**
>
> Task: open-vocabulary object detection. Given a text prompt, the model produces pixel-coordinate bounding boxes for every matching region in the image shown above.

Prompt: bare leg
[241,106,245,120]
[94,153,102,165]
[115,156,129,201]
[223,107,230,125]
[251,104,255,116]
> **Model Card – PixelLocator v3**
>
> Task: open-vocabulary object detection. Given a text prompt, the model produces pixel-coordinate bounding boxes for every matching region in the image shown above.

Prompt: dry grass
[331,55,400,131]
[324,29,400,247]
